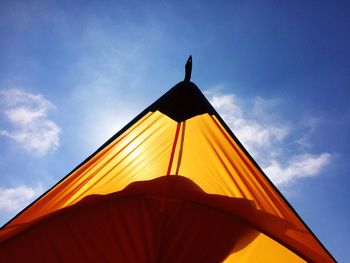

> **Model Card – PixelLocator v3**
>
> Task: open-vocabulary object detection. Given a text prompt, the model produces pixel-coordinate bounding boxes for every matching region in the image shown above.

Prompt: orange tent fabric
[0,79,335,262]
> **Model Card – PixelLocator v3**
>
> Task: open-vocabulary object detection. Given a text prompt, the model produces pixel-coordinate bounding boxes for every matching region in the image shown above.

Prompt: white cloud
[206,90,289,160]
[0,185,43,212]
[264,153,331,185]
[206,89,331,186]
[295,116,323,149]
[0,88,60,156]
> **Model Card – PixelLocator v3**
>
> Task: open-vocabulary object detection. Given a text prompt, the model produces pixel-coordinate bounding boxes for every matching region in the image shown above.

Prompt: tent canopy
[0,59,335,262]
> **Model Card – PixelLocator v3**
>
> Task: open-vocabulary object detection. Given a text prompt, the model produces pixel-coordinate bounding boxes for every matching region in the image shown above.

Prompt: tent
[0,57,335,262]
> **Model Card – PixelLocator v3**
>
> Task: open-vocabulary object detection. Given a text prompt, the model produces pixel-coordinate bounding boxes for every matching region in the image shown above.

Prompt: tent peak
[184,55,192,82]
[149,81,215,122]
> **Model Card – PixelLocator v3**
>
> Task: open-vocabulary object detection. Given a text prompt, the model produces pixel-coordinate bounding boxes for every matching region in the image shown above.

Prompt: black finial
[184,55,192,82]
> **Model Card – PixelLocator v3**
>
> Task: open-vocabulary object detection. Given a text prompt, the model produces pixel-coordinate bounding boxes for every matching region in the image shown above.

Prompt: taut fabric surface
[0,81,334,262]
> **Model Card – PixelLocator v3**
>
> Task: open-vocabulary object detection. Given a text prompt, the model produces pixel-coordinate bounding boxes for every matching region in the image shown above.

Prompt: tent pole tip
[184,55,192,82]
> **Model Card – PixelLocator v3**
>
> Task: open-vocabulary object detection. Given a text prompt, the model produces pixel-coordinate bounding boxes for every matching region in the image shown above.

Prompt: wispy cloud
[207,90,289,160]
[0,185,43,212]
[0,88,60,156]
[206,89,331,186]
[264,153,331,185]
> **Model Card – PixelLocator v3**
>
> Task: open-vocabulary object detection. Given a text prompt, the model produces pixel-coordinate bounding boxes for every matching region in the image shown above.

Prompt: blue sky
[0,0,349,261]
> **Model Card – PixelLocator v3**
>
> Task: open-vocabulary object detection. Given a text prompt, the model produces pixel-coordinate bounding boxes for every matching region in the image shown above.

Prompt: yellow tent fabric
[0,80,334,262]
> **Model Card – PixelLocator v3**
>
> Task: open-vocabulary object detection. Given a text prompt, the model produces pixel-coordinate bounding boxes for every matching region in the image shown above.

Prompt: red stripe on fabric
[161,122,181,212]
[166,122,181,175]
[175,120,186,175]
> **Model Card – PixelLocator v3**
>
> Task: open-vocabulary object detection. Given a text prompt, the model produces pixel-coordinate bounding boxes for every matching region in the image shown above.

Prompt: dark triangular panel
[150,81,215,122]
